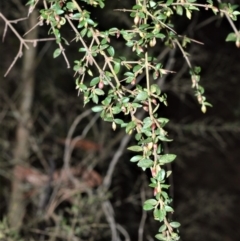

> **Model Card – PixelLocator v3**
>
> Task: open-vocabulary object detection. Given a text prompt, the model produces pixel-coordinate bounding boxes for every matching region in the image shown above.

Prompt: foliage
[28,0,240,240]
[1,0,240,240]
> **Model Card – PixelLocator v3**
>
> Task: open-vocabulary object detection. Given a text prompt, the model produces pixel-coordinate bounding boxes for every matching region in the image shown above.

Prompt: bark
[8,10,38,231]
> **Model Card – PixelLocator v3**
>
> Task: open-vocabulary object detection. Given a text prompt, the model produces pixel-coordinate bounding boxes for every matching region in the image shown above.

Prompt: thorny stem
[0,12,55,76]
[0,13,29,49]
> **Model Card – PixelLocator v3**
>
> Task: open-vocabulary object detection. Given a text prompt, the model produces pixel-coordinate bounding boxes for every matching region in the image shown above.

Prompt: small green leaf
[87,18,95,25]
[166,0,173,5]
[150,84,161,95]
[155,33,165,39]
[78,83,87,91]
[143,203,154,211]
[233,11,240,15]
[94,88,105,95]
[156,169,165,182]
[149,1,157,7]
[101,38,108,45]
[166,170,172,178]
[112,106,121,114]
[126,121,136,133]
[114,62,120,74]
[99,1,105,8]
[87,69,93,76]
[127,146,143,152]
[107,46,115,56]
[90,77,100,86]
[155,233,167,241]
[55,9,64,15]
[80,28,87,37]
[201,104,206,113]
[137,158,153,168]
[130,155,143,162]
[176,5,183,15]
[53,48,61,58]
[159,154,176,163]
[126,77,134,83]
[132,4,142,10]
[79,47,87,52]
[121,97,130,103]
[72,13,81,19]
[161,184,170,189]
[124,72,134,77]
[165,205,174,212]
[158,136,173,142]
[133,64,142,73]
[114,118,124,125]
[92,106,104,112]
[92,94,99,104]
[154,208,166,222]
[186,8,191,19]
[170,222,181,228]
[136,91,148,101]
[226,32,237,42]
[66,2,77,10]
[158,224,167,232]
[144,199,158,206]
[135,133,141,141]
[102,96,112,105]
[161,191,169,200]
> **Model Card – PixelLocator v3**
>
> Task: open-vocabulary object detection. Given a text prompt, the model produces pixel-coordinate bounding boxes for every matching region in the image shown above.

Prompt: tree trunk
[8,10,38,231]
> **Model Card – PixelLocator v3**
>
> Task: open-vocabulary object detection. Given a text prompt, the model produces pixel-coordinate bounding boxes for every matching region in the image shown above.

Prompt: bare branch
[4,42,24,77]
[117,224,131,241]
[2,23,8,42]
[0,12,56,76]
[102,134,131,190]
[102,200,120,241]
[138,186,147,241]
[0,13,29,49]
[58,42,71,69]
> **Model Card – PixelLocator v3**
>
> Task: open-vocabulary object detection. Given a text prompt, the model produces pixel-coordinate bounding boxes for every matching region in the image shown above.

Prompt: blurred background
[0,0,240,240]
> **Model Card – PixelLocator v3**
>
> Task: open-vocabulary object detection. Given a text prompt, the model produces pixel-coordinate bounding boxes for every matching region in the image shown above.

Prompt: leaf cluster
[27,0,240,240]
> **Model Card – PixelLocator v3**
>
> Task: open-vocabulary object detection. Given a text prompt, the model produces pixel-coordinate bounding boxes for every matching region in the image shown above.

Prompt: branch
[0,12,56,76]
[102,134,131,190]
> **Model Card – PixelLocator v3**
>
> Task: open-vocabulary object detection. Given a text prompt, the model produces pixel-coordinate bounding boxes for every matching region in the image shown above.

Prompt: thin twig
[0,12,56,76]
[63,111,99,186]
[63,109,92,173]
[175,39,192,68]
[138,185,147,241]
[0,13,29,48]
[117,224,131,241]
[23,20,42,37]
[58,42,71,68]
[102,200,120,241]
[2,22,8,42]
[157,49,176,90]
[4,43,24,77]
[102,134,131,190]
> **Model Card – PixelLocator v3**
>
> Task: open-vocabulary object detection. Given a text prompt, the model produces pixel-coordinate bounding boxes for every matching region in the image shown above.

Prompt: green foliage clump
[23,0,240,240]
